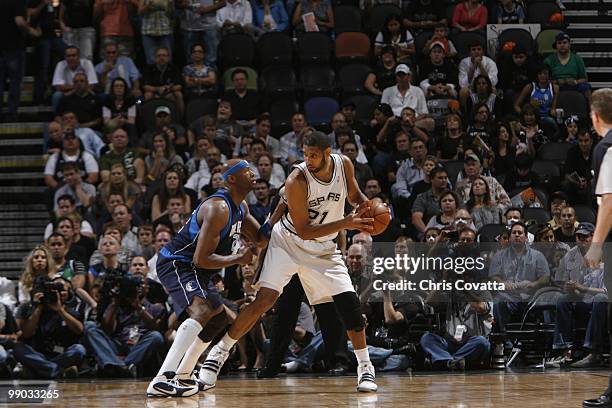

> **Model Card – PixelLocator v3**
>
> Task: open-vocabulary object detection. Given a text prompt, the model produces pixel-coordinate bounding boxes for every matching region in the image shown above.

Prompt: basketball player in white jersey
[198,131,379,392]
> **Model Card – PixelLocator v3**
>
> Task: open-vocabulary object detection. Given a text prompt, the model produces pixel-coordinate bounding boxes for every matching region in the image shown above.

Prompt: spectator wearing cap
[381,64,434,132]
[451,0,488,33]
[422,23,457,58]
[418,40,458,98]
[544,32,591,103]
[51,46,99,112]
[143,46,184,117]
[514,64,559,129]
[553,221,608,368]
[496,0,525,24]
[563,129,594,204]
[502,153,539,194]
[554,206,579,244]
[455,152,511,211]
[60,111,106,159]
[373,14,415,65]
[458,41,498,107]
[140,105,187,157]
[364,46,398,97]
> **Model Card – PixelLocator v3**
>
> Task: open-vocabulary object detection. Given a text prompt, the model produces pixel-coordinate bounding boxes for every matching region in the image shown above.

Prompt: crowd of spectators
[0,0,607,380]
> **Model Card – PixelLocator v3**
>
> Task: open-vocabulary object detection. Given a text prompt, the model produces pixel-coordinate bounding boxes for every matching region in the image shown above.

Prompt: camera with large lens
[32,276,64,305]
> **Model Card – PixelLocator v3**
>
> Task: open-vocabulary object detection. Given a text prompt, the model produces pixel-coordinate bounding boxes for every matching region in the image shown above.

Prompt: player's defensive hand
[345,206,374,232]
[236,245,256,265]
[584,243,603,269]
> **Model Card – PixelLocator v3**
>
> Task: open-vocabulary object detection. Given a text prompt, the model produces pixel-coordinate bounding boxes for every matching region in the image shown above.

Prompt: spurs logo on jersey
[281,154,348,242]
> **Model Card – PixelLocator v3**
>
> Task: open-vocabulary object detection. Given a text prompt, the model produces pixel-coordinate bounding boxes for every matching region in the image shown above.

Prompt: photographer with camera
[83,274,165,378]
[13,277,86,379]
[0,303,20,378]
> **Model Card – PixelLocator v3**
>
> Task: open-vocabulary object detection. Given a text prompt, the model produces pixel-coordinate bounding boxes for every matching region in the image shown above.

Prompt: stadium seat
[441,160,464,186]
[367,4,402,35]
[297,32,333,64]
[301,65,336,97]
[270,98,300,137]
[185,98,218,126]
[532,159,561,179]
[537,142,573,167]
[478,224,508,243]
[344,94,378,124]
[217,33,256,71]
[573,204,596,224]
[334,6,362,34]
[535,29,562,57]
[137,99,177,133]
[256,32,293,68]
[335,32,371,62]
[223,66,258,92]
[522,208,551,226]
[527,2,562,26]
[304,96,340,128]
[497,28,537,56]
[259,65,298,98]
[451,31,487,59]
[337,63,371,97]
[414,30,434,62]
[556,90,589,119]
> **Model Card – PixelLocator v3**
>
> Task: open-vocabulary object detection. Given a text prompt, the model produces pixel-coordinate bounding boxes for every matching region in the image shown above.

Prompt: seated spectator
[436,114,465,162]
[53,162,96,213]
[112,204,141,254]
[279,112,308,167]
[44,130,100,206]
[45,121,65,156]
[329,123,367,164]
[90,222,135,272]
[94,0,139,57]
[563,129,594,204]
[512,103,548,155]
[553,222,607,367]
[175,0,220,68]
[465,75,502,120]
[188,113,234,158]
[224,69,263,128]
[342,140,372,190]
[100,127,146,185]
[455,153,511,212]
[365,178,383,200]
[256,152,285,190]
[419,41,458,99]
[391,137,428,218]
[18,246,57,304]
[544,32,591,103]
[499,45,536,104]
[425,191,461,231]
[374,14,415,65]
[403,0,447,34]
[560,115,580,144]
[364,46,398,97]
[60,111,105,159]
[151,169,193,221]
[66,213,97,263]
[368,103,394,151]
[421,24,457,58]
[102,78,138,143]
[60,0,96,61]
[249,179,272,225]
[135,226,156,261]
[139,0,174,65]
[514,64,559,129]
[97,163,142,213]
[554,206,578,244]
[503,153,540,194]
[489,222,550,333]
[143,46,184,117]
[216,0,255,36]
[0,303,19,377]
[146,228,172,283]
[465,102,494,155]
[89,235,127,284]
[412,168,450,234]
[95,40,141,97]
[252,0,289,36]
[153,197,190,232]
[409,155,438,200]
[533,224,570,279]
[83,276,165,377]
[548,191,572,229]
[458,41,498,106]
[467,176,502,230]
[503,207,535,242]
[51,46,98,111]
[141,106,188,156]
[236,113,280,160]
[497,0,525,24]
[291,0,333,35]
[452,0,487,33]
[144,132,185,183]
[44,195,95,239]
[14,276,86,379]
[491,122,516,177]
[46,230,87,290]
[182,43,217,101]
[185,147,217,192]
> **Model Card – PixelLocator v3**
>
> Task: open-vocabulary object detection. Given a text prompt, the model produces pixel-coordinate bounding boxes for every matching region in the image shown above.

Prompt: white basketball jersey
[281,154,348,242]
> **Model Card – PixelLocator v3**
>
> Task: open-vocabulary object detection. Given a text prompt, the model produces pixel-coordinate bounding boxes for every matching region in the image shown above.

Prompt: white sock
[216,332,238,352]
[176,337,210,379]
[156,318,203,376]
[354,347,371,365]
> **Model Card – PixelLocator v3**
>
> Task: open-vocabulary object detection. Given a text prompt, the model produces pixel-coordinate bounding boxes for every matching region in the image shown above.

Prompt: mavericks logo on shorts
[185,281,199,292]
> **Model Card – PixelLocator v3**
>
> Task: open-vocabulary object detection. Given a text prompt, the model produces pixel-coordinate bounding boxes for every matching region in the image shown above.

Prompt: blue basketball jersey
[159,189,245,267]
[530,81,554,117]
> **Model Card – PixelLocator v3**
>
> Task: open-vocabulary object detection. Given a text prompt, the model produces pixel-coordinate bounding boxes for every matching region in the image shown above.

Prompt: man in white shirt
[458,40,498,107]
[381,64,434,132]
[279,112,307,167]
[51,46,98,112]
[216,0,254,36]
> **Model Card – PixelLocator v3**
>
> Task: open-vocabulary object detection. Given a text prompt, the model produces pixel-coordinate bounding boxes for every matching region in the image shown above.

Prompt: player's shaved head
[222,159,255,191]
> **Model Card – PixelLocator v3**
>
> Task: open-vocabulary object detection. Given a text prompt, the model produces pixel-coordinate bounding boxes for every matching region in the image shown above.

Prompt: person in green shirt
[544,32,591,104]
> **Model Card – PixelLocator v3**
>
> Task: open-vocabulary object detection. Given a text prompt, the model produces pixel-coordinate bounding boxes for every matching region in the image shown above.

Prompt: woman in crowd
[145,133,185,184]
[150,169,192,221]
[452,0,488,32]
[426,191,460,230]
[465,75,502,121]
[466,176,502,230]
[513,103,547,156]
[533,224,571,280]
[19,246,57,304]
[292,0,334,34]
[201,171,225,200]
[559,116,580,144]
[364,46,398,97]
[102,78,137,134]
[514,65,559,129]
[374,14,415,64]
[252,0,289,36]
[98,163,142,212]
[465,102,494,155]
[411,155,440,200]
[436,114,466,162]
[492,122,517,177]
[182,43,217,101]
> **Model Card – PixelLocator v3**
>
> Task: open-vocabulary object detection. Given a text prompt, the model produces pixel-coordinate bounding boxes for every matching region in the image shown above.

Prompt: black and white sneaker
[146,371,199,397]
[356,363,378,392]
[198,345,230,389]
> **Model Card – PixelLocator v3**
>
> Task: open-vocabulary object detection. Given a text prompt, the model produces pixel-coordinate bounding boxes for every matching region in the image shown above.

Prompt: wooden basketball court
[0,370,608,407]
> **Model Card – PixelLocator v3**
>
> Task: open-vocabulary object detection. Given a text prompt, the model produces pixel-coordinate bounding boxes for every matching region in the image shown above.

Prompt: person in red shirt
[452,0,488,32]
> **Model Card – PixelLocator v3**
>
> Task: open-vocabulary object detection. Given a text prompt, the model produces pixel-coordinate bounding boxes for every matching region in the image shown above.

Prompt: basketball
[364,199,391,236]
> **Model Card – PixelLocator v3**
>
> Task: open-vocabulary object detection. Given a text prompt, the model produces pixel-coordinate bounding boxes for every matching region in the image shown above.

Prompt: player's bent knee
[253,288,279,312]
[199,309,229,343]
[187,297,219,325]
[333,292,365,332]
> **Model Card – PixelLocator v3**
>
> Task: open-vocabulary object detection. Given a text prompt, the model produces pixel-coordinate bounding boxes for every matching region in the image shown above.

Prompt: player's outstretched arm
[285,170,374,241]
[194,198,254,269]
[239,203,269,247]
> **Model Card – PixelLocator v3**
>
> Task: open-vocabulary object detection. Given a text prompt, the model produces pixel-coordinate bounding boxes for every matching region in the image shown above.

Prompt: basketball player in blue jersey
[199,131,380,393]
[147,159,274,397]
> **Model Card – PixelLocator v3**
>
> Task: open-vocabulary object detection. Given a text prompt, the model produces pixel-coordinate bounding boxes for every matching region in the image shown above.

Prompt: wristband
[258,222,272,240]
